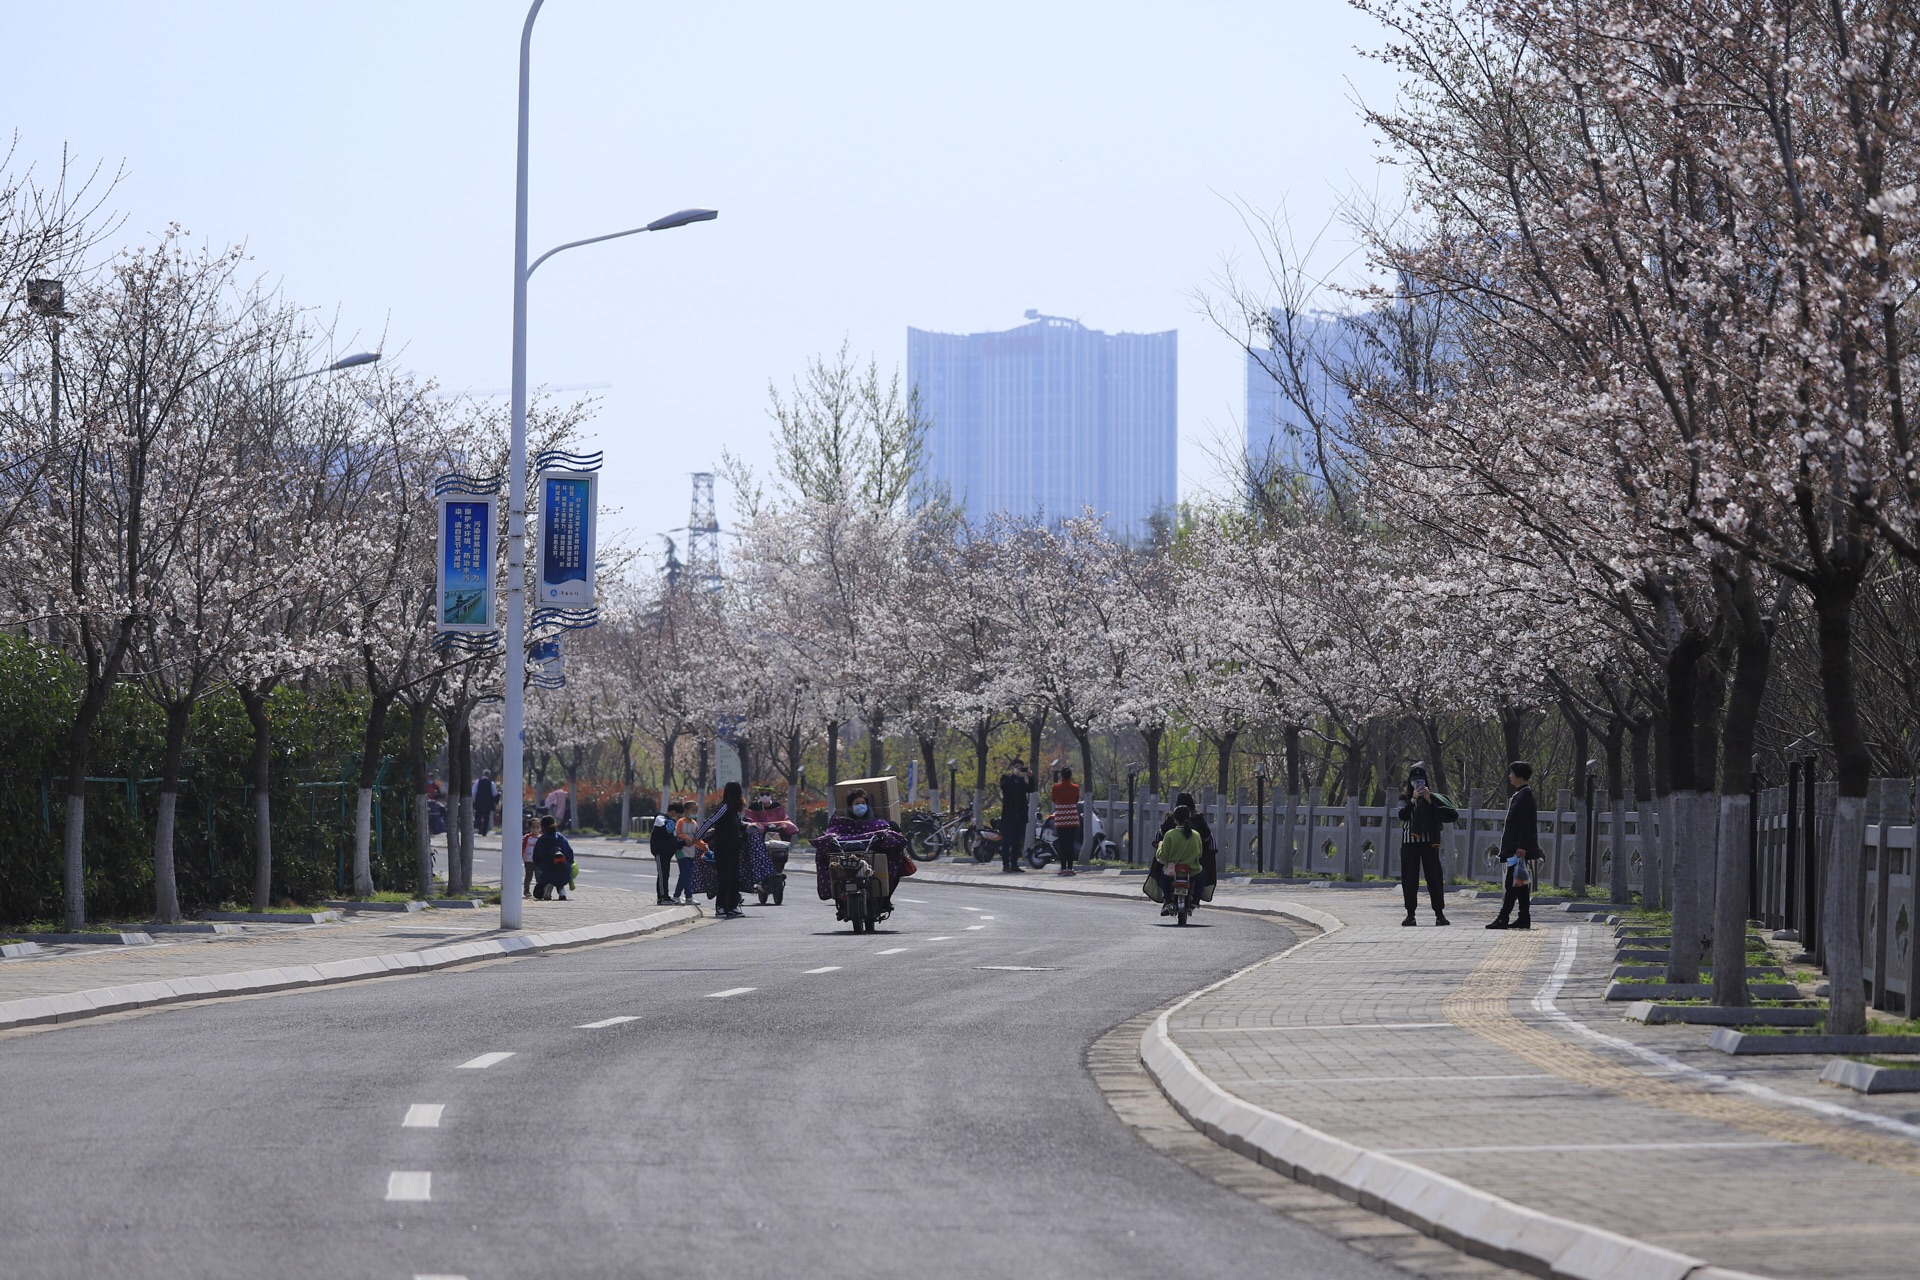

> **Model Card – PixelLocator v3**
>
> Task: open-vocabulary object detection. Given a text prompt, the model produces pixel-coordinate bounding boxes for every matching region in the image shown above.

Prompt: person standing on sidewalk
[520,820,540,899]
[998,759,1034,873]
[672,803,703,903]
[649,803,681,905]
[1397,764,1456,927]
[1050,767,1083,876]
[473,771,497,837]
[1487,762,1540,930]
[703,781,748,918]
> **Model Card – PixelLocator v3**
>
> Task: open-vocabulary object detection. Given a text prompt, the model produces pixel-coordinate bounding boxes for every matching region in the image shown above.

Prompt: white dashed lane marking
[804,966,842,974]
[402,1104,444,1128]
[896,898,928,903]
[705,987,756,998]
[414,1274,468,1280]
[456,1052,513,1070]
[386,1171,432,1201]
[876,947,907,955]
[577,1016,639,1028]
[965,925,986,931]
[978,915,994,920]
[927,935,955,941]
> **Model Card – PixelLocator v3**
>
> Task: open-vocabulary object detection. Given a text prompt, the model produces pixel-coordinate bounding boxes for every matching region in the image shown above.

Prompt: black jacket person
[1489,764,1541,929]
[1395,765,1456,925]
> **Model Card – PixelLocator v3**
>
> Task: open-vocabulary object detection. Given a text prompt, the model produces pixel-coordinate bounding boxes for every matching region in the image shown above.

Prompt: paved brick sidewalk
[921,860,1920,1280]
[0,884,681,1006]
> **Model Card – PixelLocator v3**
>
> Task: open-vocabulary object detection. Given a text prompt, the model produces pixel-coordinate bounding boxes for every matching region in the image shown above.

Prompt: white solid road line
[401,1104,445,1128]
[804,966,842,974]
[577,1015,639,1028]
[386,1171,432,1202]
[705,987,756,998]
[456,1052,514,1070]
[876,947,907,955]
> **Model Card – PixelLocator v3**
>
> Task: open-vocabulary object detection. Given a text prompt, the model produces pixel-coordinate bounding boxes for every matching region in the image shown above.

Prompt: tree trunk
[1419,718,1449,795]
[1813,580,1871,1035]
[1499,705,1528,772]
[240,683,276,911]
[1664,633,1705,983]
[1713,572,1772,1007]
[1075,727,1095,802]
[151,700,191,924]
[353,787,376,897]
[353,693,393,897]
[866,716,885,777]
[919,734,939,804]
[1693,654,1728,948]
[1646,712,1670,911]
[972,718,989,796]
[409,700,433,898]
[1027,713,1045,779]
[1284,723,1301,797]
[1212,730,1238,798]
[1603,722,1629,905]
[825,720,840,793]
[1144,724,1164,796]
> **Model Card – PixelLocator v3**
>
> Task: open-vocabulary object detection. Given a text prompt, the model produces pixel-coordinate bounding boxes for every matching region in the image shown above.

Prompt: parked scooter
[1024,808,1111,869]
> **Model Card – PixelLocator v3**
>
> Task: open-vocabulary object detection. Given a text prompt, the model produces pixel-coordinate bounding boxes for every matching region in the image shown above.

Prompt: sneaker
[1403,914,1417,927]
[1434,914,1450,926]
[1485,920,1509,930]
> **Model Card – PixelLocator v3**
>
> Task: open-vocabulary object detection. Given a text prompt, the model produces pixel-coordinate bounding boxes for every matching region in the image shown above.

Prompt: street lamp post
[501,0,715,928]
[1254,759,1269,876]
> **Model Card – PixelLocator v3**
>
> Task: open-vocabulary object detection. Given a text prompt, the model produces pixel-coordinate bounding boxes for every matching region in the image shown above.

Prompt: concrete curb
[1708,1029,1920,1056]
[0,904,700,1034]
[918,867,1772,1280]
[911,868,1346,936]
[1818,1059,1920,1094]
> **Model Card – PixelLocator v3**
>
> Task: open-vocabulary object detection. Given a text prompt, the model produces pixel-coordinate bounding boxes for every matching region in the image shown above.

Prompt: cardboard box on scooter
[833,776,900,823]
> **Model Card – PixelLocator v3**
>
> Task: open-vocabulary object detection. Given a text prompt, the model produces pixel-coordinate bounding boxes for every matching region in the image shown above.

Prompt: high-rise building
[1246,309,1350,487]
[908,312,1176,540]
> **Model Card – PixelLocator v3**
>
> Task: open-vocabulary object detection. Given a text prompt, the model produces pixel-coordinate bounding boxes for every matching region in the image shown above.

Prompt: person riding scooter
[1152,805,1205,917]
[812,788,912,901]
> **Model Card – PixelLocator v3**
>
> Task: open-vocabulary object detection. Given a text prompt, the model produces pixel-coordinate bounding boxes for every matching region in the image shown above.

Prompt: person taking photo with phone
[1396,763,1456,926]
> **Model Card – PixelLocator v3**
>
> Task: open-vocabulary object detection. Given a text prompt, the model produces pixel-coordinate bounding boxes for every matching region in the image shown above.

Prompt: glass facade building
[1246,309,1351,488]
[908,313,1177,540]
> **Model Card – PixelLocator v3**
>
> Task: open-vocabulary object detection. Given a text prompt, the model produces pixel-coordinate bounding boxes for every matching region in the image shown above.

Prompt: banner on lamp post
[436,495,496,631]
[536,470,597,609]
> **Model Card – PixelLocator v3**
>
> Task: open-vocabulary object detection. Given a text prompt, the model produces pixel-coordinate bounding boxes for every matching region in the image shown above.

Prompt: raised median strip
[0,904,699,1033]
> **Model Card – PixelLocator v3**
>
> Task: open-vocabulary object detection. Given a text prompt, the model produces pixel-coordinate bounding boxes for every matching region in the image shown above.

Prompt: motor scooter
[1164,862,1198,925]
[744,801,795,906]
[822,832,892,934]
[1024,808,1111,869]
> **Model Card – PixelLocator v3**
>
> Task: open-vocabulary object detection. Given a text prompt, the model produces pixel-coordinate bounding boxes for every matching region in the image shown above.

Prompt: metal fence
[1084,786,1649,892]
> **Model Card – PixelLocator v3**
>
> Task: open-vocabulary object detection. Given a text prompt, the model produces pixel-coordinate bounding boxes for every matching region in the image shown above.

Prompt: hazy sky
[6,1,1397,557]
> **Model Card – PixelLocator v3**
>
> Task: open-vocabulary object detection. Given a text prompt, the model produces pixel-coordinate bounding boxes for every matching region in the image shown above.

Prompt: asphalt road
[0,879,1402,1280]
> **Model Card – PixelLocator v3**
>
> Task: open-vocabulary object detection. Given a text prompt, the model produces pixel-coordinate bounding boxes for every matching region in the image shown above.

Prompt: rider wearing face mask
[812,788,912,900]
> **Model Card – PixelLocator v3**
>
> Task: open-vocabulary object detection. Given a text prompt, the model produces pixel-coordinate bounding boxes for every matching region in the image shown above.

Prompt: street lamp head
[646,208,719,232]
[25,278,69,317]
[329,351,382,371]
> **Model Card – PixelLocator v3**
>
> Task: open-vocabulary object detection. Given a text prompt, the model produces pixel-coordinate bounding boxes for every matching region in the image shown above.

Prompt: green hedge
[0,635,429,925]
